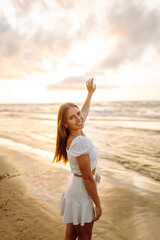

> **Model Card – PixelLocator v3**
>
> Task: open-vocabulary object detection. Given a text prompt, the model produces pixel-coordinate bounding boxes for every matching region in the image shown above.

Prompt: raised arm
[81,78,96,122]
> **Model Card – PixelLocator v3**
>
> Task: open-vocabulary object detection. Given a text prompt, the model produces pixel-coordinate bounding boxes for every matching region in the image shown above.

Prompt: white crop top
[66,135,98,175]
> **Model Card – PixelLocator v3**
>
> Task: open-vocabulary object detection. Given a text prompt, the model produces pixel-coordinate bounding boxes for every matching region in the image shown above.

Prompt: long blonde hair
[53,102,79,164]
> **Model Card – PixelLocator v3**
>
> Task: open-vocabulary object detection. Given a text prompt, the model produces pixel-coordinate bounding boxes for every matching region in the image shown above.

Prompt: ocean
[0,100,160,182]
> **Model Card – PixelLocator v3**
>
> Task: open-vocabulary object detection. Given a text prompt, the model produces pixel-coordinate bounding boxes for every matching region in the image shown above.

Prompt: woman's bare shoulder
[66,136,74,150]
[66,135,80,150]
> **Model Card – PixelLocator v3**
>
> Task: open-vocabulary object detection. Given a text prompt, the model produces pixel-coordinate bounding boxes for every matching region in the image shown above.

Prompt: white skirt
[59,173,101,226]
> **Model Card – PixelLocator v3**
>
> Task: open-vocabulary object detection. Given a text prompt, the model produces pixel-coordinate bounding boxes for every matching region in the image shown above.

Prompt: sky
[0,0,160,103]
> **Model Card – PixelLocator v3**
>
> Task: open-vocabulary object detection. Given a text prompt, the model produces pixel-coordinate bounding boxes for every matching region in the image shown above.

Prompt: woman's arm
[77,154,102,221]
[81,78,96,121]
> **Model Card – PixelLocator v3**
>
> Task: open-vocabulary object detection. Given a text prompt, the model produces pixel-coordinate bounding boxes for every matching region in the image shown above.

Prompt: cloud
[74,14,98,42]
[0,15,11,32]
[1,0,160,83]
[0,15,26,78]
[54,0,76,9]
[46,73,117,91]
[46,75,88,90]
[100,0,160,69]
[0,15,21,56]
[0,3,98,80]
[0,13,73,79]
[11,0,48,16]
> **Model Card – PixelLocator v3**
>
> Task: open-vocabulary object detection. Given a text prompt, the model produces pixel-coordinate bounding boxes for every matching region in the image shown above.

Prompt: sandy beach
[0,148,65,240]
[1,146,160,240]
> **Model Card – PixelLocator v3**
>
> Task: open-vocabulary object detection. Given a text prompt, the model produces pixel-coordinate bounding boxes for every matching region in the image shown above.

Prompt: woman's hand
[86,78,96,94]
[94,205,102,222]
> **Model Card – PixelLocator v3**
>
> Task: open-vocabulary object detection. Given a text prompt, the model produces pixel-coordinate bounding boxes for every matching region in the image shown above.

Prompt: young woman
[53,78,102,240]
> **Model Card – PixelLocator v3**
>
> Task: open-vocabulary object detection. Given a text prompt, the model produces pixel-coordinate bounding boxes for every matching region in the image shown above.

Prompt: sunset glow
[0,0,160,103]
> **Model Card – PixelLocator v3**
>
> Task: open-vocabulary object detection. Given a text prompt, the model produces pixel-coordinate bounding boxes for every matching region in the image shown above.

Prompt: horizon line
[0,99,160,104]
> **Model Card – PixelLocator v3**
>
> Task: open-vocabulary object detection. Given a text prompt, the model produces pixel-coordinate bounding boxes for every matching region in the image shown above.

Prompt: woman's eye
[77,112,81,115]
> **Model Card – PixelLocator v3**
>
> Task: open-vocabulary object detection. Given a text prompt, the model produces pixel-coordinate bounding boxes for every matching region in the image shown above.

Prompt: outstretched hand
[86,78,96,94]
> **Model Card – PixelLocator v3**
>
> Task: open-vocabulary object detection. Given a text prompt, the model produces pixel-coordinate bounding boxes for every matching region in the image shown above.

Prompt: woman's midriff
[74,168,96,177]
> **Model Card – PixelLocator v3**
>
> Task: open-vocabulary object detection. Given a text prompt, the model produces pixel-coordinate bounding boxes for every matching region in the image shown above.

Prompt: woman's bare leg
[74,221,94,240]
[64,223,78,240]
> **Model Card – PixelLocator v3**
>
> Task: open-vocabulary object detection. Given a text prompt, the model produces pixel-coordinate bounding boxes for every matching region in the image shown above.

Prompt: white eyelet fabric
[66,136,98,175]
[59,135,100,226]
[60,175,95,226]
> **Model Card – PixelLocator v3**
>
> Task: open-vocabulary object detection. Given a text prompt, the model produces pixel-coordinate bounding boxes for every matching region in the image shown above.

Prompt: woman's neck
[69,130,84,137]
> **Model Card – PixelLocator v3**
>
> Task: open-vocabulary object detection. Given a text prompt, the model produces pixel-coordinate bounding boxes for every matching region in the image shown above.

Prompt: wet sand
[0,146,160,240]
[0,150,65,240]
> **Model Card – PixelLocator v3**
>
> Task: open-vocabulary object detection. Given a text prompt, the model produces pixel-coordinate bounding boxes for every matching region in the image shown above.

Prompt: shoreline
[0,153,65,240]
[0,146,160,240]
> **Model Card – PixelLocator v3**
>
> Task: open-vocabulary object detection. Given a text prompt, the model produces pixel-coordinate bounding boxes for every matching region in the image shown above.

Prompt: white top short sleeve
[66,136,98,175]
[69,136,92,157]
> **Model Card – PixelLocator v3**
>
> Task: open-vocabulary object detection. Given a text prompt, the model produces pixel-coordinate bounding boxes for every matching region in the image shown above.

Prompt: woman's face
[64,107,84,131]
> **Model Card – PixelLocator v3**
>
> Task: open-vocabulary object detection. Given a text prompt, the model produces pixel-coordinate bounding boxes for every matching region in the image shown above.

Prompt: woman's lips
[76,121,83,126]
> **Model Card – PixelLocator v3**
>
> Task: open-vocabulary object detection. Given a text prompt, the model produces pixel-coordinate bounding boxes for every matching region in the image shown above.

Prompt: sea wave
[99,153,160,182]
[0,101,160,183]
